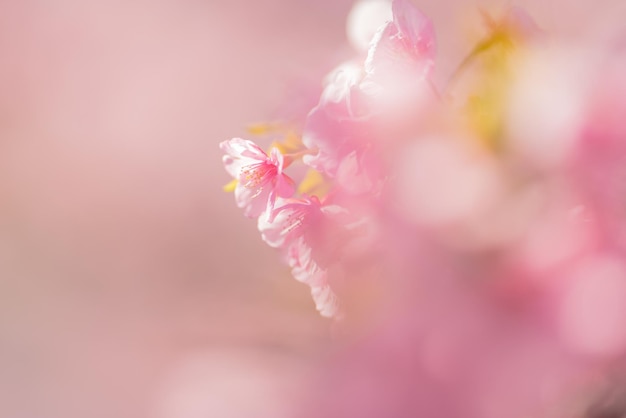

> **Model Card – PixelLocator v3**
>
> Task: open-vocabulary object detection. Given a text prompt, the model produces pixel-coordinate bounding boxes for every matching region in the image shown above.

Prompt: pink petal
[257,202,294,248]
[235,183,271,218]
[391,0,436,60]
[287,237,327,287]
[221,154,242,179]
[220,138,269,178]
[302,97,371,177]
[336,149,381,195]
[258,196,321,249]
[220,138,267,161]
[311,285,341,318]
[364,1,435,81]
[274,174,296,199]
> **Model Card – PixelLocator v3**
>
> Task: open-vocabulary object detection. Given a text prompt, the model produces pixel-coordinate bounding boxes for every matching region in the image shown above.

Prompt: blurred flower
[346,0,393,53]
[220,0,626,416]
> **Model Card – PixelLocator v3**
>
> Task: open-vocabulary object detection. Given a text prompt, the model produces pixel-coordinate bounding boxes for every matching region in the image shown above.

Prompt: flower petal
[311,285,341,318]
[235,182,271,218]
[220,138,268,178]
[391,0,436,61]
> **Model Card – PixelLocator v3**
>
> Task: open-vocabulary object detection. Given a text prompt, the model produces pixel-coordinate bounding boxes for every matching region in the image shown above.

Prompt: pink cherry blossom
[288,237,340,318]
[257,195,323,249]
[364,0,436,86]
[258,196,346,317]
[302,0,436,180]
[301,62,372,177]
[221,2,626,416]
[257,195,326,292]
[258,195,350,262]
[220,138,295,218]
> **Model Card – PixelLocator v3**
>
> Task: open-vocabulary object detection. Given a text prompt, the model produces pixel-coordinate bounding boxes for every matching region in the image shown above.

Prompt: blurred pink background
[0,1,354,417]
[1,1,625,417]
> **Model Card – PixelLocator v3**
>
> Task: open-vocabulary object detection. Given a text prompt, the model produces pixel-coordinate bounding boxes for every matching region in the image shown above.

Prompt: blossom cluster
[221,0,442,318]
[221,1,626,414]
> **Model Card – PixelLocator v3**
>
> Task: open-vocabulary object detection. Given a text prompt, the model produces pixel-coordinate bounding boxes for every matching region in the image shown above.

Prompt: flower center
[240,163,276,189]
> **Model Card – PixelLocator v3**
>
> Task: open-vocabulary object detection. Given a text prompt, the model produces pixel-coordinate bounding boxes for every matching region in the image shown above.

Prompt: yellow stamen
[298,169,331,198]
[271,131,305,155]
[223,179,238,193]
[247,123,283,136]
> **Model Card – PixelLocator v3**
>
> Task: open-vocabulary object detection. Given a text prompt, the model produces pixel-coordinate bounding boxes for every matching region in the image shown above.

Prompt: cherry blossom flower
[220,138,295,218]
[221,2,626,416]
[365,0,436,77]
[302,0,436,183]
[257,196,348,317]
[301,62,372,178]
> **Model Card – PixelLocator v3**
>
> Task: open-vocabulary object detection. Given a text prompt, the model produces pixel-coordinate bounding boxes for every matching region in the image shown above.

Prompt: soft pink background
[1,1,624,417]
[0,2,352,417]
